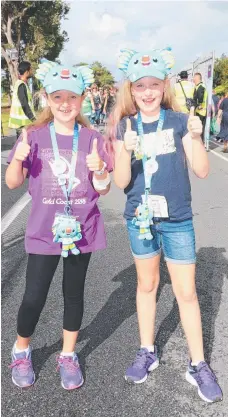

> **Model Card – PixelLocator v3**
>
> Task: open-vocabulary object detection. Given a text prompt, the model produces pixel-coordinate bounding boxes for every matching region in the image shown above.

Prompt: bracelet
[93,173,111,190]
[94,161,107,176]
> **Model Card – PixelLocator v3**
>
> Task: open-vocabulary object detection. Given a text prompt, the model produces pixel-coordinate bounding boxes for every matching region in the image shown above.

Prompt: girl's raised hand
[14,128,31,162]
[187,107,203,139]
[124,118,138,152]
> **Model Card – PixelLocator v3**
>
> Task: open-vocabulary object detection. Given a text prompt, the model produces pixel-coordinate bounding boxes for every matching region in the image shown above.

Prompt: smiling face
[131,76,165,115]
[47,90,83,123]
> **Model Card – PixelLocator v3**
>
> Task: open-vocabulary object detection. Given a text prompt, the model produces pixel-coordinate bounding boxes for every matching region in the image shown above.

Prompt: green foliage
[1,0,70,83]
[1,108,10,136]
[73,62,88,67]
[73,61,115,86]
[213,54,228,95]
[91,61,115,86]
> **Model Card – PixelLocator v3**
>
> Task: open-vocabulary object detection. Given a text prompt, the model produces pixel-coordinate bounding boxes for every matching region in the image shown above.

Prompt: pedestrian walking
[8,61,36,138]
[6,60,111,390]
[217,92,228,153]
[193,73,208,140]
[173,70,194,114]
[106,47,222,403]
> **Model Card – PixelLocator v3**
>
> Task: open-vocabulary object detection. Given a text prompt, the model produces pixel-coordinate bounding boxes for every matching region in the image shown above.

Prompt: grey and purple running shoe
[125,347,159,384]
[10,346,35,388]
[186,361,223,402]
[57,353,84,390]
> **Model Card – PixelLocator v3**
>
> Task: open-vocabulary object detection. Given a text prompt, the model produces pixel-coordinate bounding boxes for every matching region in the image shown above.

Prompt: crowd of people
[6,49,226,404]
[173,70,228,152]
[81,83,117,127]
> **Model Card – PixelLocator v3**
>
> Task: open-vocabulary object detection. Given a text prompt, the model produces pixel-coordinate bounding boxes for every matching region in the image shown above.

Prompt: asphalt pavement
[1,133,228,417]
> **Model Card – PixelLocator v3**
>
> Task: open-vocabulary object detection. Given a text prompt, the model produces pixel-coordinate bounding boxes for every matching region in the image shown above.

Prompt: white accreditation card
[142,195,169,218]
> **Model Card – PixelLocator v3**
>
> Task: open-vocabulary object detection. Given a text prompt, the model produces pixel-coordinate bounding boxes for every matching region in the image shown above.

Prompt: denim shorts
[126,218,196,264]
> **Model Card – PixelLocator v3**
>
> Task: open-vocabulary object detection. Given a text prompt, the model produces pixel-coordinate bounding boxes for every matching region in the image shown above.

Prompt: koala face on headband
[35,59,94,95]
[118,47,175,82]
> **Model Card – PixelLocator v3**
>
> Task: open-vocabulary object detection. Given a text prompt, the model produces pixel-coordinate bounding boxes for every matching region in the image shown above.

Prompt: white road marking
[3,235,24,248]
[209,149,228,163]
[209,139,223,148]
[1,192,31,234]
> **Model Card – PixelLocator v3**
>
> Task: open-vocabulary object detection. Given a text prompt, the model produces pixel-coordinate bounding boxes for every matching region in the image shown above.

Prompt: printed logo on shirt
[141,129,176,157]
[42,197,87,205]
[48,156,81,190]
[40,148,88,201]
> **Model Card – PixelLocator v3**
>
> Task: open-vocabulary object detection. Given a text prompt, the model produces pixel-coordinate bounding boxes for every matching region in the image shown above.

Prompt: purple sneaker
[125,347,159,384]
[186,361,223,402]
[10,347,35,388]
[57,354,84,390]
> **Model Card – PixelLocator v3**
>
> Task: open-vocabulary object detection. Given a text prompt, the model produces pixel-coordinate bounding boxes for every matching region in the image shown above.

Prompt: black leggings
[17,253,91,338]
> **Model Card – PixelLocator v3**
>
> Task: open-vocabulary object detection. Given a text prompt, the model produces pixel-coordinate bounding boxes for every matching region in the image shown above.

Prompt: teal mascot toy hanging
[132,203,154,240]
[52,215,82,258]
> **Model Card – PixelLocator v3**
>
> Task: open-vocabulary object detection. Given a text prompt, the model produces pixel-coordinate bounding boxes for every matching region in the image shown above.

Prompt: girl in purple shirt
[6,60,111,390]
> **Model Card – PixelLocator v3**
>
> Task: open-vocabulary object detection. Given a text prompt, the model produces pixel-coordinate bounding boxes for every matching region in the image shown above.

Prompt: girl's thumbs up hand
[187,107,203,139]
[86,138,104,171]
[14,128,31,162]
[124,118,138,152]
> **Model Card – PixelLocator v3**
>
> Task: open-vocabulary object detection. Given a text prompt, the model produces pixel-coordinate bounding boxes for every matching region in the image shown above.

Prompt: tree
[73,61,115,86]
[1,0,70,86]
[73,62,88,67]
[91,61,115,86]
[213,54,228,95]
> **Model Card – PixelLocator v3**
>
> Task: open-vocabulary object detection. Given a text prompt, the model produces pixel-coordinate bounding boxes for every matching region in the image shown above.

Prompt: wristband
[93,173,111,190]
[94,161,107,176]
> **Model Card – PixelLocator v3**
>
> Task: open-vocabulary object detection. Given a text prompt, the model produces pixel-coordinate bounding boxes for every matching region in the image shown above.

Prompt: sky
[60,1,228,83]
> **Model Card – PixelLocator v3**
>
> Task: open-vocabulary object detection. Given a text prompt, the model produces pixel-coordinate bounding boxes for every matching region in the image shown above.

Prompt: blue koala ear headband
[35,59,94,95]
[118,47,175,82]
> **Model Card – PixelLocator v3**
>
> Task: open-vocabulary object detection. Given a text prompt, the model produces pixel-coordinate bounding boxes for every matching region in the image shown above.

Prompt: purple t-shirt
[8,124,111,255]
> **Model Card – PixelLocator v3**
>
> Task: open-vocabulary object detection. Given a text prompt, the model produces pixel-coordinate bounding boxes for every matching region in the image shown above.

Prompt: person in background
[91,83,102,126]
[173,71,194,114]
[103,86,117,122]
[217,92,228,152]
[193,73,208,140]
[82,87,95,127]
[8,61,36,138]
[212,89,219,117]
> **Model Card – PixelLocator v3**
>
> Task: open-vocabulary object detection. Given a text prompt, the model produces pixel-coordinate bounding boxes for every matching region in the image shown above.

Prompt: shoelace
[57,356,79,375]
[9,358,32,375]
[132,349,155,369]
[195,363,217,385]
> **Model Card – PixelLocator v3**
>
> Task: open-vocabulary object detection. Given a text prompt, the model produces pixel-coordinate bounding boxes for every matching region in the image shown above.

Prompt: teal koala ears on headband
[118,47,175,82]
[35,59,94,95]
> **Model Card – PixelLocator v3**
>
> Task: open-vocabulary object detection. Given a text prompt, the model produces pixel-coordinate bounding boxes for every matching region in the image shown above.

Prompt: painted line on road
[1,192,31,234]
[3,235,25,248]
[209,139,223,148]
[209,149,228,163]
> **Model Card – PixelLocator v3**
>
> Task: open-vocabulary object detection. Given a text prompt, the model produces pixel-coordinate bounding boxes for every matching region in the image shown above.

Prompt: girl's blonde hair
[105,78,180,166]
[28,90,90,131]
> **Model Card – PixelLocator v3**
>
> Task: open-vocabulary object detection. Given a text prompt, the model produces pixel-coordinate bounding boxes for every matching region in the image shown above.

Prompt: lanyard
[49,121,79,210]
[137,109,165,194]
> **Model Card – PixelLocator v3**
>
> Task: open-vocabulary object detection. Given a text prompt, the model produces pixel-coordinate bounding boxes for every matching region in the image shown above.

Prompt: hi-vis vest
[194,82,208,117]
[173,80,194,114]
[8,80,34,129]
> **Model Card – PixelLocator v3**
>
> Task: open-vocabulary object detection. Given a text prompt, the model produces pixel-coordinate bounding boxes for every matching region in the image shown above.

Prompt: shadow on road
[31,246,227,379]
